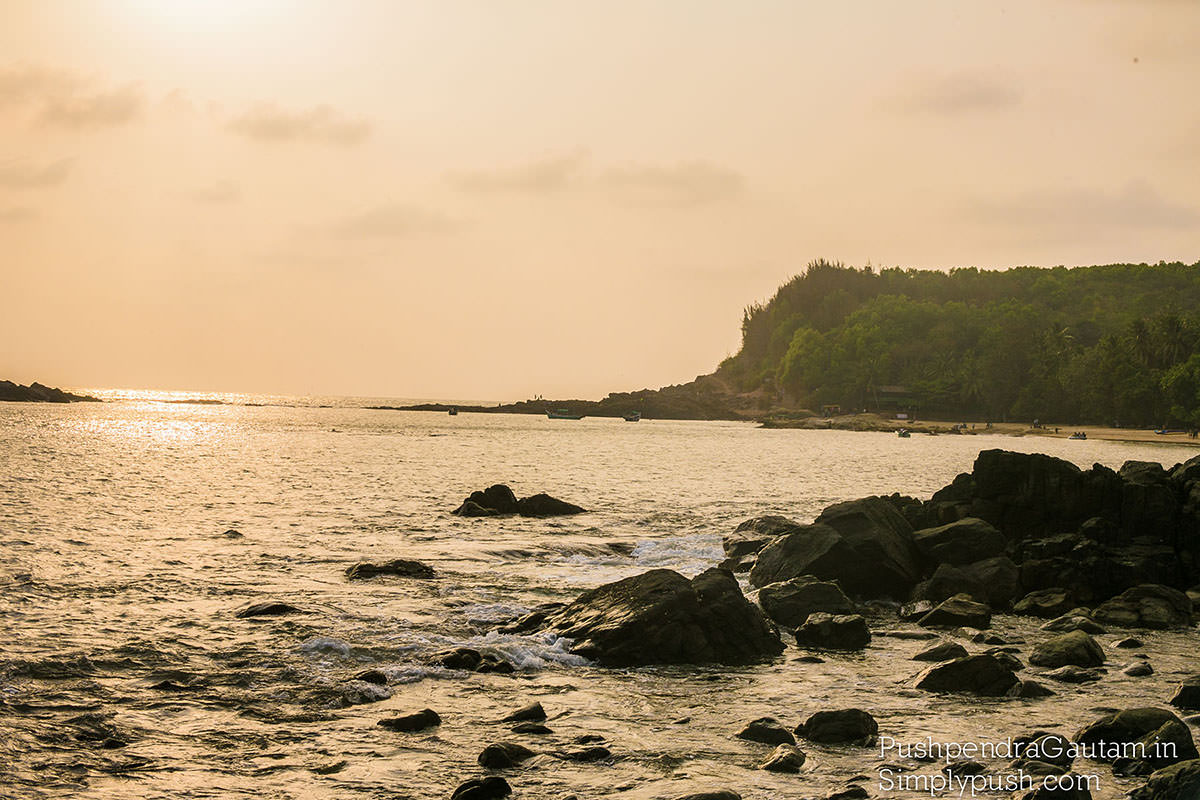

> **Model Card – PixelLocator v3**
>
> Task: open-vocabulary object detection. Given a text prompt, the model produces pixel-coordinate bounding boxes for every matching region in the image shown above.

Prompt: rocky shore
[0,380,100,403]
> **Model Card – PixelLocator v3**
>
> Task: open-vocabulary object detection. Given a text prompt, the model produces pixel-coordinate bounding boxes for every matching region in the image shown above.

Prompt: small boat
[896,429,911,438]
[448,407,458,416]
[1068,431,1087,440]
[546,409,584,420]
[623,411,641,422]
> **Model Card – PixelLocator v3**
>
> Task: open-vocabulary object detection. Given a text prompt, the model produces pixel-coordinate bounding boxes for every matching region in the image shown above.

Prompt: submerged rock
[796,709,878,745]
[502,702,546,723]
[1075,708,1198,769]
[735,717,796,746]
[1040,613,1105,634]
[793,613,871,651]
[452,484,586,517]
[1092,584,1193,629]
[758,743,806,772]
[1014,588,1077,619]
[454,484,519,515]
[345,559,435,580]
[516,493,586,517]
[378,709,441,732]
[918,594,991,629]
[912,640,969,662]
[1029,630,1105,668]
[451,776,512,800]
[757,576,855,628]
[507,568,783,666]
[236,601,304,618]
[672,793,741,800]
[433,647,514,674]
[915,654,1020,696]
[1040,665,1104,684]
[1129,759,1200,800]
[477,741,536,769]
[1169,676,1200,711]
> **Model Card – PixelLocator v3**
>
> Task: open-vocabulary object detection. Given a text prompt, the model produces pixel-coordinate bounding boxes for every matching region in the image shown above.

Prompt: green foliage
[723,260,1200,426]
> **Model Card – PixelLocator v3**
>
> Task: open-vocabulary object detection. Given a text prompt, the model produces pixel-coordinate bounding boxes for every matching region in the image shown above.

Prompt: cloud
[0,206,36,223]
[965,181,1198,233]
[450,151,587,192]
[38,84,143,128]
[891,73,1021,114]
[228,103,371,145]
[601,161,745,206]
[0,64,83,108]
[189,180,241,205]
[331,204,459,239]
[0,157,73,189]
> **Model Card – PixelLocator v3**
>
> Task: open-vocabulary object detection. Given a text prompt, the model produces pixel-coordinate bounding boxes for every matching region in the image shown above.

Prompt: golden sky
[2,0,1198,399]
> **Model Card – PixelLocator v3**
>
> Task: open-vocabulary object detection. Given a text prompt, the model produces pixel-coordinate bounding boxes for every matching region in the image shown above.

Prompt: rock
[0,380,100,403]
[793,613,871,651]
[725,515,802,557]
[560,746,611,762]
[943,759,986,775]
[749,523,861,589]
[502,702,546,722]
[1014,776,1093,799]
[1041,666,1104,683]
[757,576,855,627]
[796,709,878,745]
[918,594,991,629]
[345,559,436,580]
[813,496,922,598]
[672,793,741,800]
[1115,637,1145,648]
[516,493,586,517]
[823,785,870,799]
[1041,614,1106,634]
[959,556,1022,608]
[1029,631,1105,668]
[1093,584,1194,629]
[355,669,388,685]
[988,649,1024,672]
[1008,679,1055,698]
[221,529,243,538]
[378,709,441,732]
[970,450,1091,537]
[451,776,512,800]
[1172,454,1200,485]
[1124,661,1154,677]
[912,640,969,662]
[735,717,796,746]
[514,568,783,666]
[718,555,756,573]
[454,500,497,517]
[1170,676,1200,711]
[899,600,935,621]
[1014,588,1077,618]
[910,563,987,605]
[758,743,806,773]
[334,680,392,706]
[454,484,519,515]
[915,654,1020,696]
[911,517,1006,565]
[477,741,536,768]
[511,722,551,734]
[1075,708,1198,767]
[433,647,512,673]
[1129,759,1200,800]
[236,601,304,618]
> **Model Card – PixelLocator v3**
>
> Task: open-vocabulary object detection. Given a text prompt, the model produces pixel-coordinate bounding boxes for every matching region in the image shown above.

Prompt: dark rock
[1041,665,1104,683]
[1008,679,1055,698]
[793,613,871,650]
[455,484,519,515]
[899,600,935,621]
[1128,759,1200,800]
[758,743,805,772]
[749,523,861,589]
[725,515,802,557]
[969,450,1092,538]
[1171,454,1200,485]
[573,734,605,744]
[378,709,441,732]
[345,559,436,580]
[1041,614,1105,634]
[672,793,741,800]
[717,555,756,573]
[912,517,1006,565]
[502,702,546,722]
[1124,661,1154,677]
[796,709,878,745]
[0,380,101,403]
[511,722,551,734]
[910,563,987,605]
[523,568,783,666]
[1014,588,1076,618]
[915,654,1020,696]
[221,529,243,538]
[1075,708,1198,767]
[988,650,1024,673]
[560,746,611,762]
[919,593,992,629]
[1115,637,1145,648]
[435,648,484,670]
[477,741,536,769]
[912,640,969,662]
[813,496,922,598]
[236,601,304,618]
[1093,584,1193,629]
[454,500,497,517]
[1013,775,1093,799]
[1170,676,1200,711]
[959,556,1022,608]
[355,669,388,685]
[757,576,855,627]
[735,717,795,746]
[823,785,870,800]
[1029,631,1105,668]
[943,759,986,774]
[451,776,512,800]
[516,493,586,517]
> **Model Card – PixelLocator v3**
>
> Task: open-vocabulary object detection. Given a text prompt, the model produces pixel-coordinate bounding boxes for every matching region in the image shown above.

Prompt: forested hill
[716,260,1200,427]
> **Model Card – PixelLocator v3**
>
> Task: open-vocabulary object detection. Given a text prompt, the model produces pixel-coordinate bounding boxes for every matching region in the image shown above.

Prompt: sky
[2,0,1199,400]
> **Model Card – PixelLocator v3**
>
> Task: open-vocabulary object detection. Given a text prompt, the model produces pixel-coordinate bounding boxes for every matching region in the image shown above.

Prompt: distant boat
[546,409,584,420]
[448,407,458,416]
[1068,431,1087,440]
[896,429,911,438]
[623,411,641,422]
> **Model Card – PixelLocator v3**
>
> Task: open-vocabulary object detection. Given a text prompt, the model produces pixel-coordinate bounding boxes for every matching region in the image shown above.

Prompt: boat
[546,409,584,420]
[1068,431,1087,440]
[448,407,458,416]
[623,411,641,422]
[896,429,911,438]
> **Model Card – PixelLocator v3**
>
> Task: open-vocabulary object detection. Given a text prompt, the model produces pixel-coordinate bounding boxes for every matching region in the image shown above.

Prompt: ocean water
[1,398,1197,799]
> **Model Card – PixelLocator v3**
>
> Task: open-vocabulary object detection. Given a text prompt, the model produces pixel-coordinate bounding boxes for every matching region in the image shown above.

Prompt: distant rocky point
[0,380,100,403]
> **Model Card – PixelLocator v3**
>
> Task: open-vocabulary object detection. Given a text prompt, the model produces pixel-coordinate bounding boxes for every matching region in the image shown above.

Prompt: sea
[1,391,1197,799]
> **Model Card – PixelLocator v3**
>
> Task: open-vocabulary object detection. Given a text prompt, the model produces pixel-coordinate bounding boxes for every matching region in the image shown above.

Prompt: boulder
[1129,759,1200,800]
[1092,584,1193,629]
[796,709,878,745]
[509,568,783,666]
[560,746,611,762]
[1041,666,1104,683]
[735,717,795,746]
[910,563,987,605]
[477,741,536,769]
[749,523,860,589]
[758,743,806,773]
[959,556,1022,608]
[455,484,519,515]
[378,709,441,732]
[793,613,871,651]
[1040,614,1105,634]
[1124,661,1154,677]
[516,493,586,517]
[814,497,922,598]
[911,517,1006,565]
[1009,679,1055,698]
[451,777,512,800]
[454,500,497,517]
[1029,631,1105,668]
[502,702,546,722]
[1115,637,1145,648]
[969,450,1093,537]
[912,640,969,662]
[1170,676,1200,711]
[918,594,992,629]
[236,601,304,618]
[915,654,1020,696]
[672,793,741,800]
[1014,588,1077,619]
[345,559,435,580]
[433,648,514,673]
[1075,708,1197,766]
[757,576,855,627]
[1171,454,1200,485]
[725,515,802,558]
